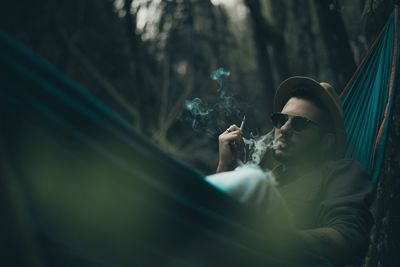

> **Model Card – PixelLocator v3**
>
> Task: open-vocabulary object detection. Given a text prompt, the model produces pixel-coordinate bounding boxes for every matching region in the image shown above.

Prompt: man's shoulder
[323,158,367,172]
[321,158,371,185]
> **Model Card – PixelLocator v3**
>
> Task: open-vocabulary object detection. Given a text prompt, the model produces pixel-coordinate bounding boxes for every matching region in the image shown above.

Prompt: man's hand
[216,124,242,173]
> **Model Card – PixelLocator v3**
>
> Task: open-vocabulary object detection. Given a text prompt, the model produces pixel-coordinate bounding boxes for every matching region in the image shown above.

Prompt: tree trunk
[244,0,290,116]
[363,79,400,267]
[274,0,320,77]
[124,0,144,130]
[314,0,356,92]
[362,0,393,44]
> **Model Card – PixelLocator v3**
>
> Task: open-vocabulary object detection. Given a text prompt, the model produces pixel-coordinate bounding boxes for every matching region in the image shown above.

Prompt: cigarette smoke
[185,68,283,167]
[211,67,231,82]
[270,139,286,150]
[184,68,242,136]
[241,130,272,165]
[240,129,288,165]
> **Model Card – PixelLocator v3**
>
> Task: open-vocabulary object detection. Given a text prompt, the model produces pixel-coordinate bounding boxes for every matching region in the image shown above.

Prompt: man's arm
[296,227,351,265]
[305,160,374,264]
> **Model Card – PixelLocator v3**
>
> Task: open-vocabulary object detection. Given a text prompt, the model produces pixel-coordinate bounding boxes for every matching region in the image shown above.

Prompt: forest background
[1,0,392,174]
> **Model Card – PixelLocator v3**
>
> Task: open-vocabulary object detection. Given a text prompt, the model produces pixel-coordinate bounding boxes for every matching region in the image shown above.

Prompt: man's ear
[321,132,335,153]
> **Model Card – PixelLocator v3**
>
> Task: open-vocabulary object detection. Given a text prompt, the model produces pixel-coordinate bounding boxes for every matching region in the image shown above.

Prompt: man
[211,76,374,266]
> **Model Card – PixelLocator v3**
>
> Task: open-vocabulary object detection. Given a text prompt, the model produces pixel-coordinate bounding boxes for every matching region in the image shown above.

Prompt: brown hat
[274,76,347,159]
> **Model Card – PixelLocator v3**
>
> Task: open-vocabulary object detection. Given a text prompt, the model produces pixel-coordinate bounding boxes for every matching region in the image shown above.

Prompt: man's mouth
[272,138,291,150]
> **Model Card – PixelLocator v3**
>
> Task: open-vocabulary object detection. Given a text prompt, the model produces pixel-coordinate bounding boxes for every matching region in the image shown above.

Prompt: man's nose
[279,119,293,135]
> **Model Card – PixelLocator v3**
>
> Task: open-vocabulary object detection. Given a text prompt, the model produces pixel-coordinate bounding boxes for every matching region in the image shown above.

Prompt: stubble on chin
[272,149,289,164]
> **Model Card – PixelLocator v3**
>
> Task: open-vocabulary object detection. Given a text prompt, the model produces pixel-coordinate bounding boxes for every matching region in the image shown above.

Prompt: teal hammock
[340,5,399,184]
[0,5,398,267]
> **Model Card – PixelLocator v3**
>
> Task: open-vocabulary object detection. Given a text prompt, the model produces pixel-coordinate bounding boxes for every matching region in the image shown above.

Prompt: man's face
[273,97,325,165]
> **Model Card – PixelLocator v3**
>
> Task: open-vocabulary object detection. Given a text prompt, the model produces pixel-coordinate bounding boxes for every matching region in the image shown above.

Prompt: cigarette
[240,115,246,130]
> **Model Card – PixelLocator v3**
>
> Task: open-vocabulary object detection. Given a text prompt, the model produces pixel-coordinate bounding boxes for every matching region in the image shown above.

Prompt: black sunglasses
[270,112,321,132]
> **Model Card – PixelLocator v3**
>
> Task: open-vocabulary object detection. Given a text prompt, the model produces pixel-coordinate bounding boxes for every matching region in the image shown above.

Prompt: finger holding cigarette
[225,116,246,135]
[225,124,241,133]
[217,124,243,172]
[223,125,242,149]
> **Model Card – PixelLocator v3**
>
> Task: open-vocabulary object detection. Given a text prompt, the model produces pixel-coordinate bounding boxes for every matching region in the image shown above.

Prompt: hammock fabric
[340,5,399,184]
